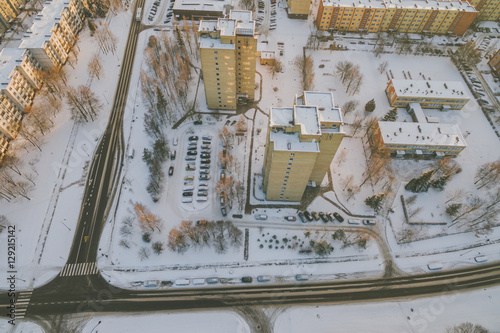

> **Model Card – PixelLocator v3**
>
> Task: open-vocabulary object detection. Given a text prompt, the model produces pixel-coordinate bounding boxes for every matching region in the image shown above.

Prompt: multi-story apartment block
[199,10,257,110]
[375,121,467,157]
[316,0,478,35]
[386,79,469,110]
[0,48,43,145]
[0,131,9,161]
[287,0,310,18]
[0,0,27,34]
[488,48,500,77]
[469,0,500,21]
[263,92,345,201]
[19,0,85,69]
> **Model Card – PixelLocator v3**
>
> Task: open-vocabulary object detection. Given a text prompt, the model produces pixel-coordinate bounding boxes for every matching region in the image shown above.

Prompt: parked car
[168,166,174,176]
[318,212,328,223]
[362,219,376,225]
[201,159,211,164]
[325,212,334,222]
[333,212,344,222]
[311,211,320,221]
[303,211,313,222]
[200,164,210,170]
[184,175,194,181]
[241,276,253,283]
[201,144,211,150]
[189,136,198,141]
[170,150,176,160]
[185,164,196,171]
[221,206,227,216]
[255,214,268,220]
[187,146,197,151]
[284,216,296,222]
[200,174,211,180]
[185,156,196,161]
[182,191,193,197]
[201,152,211,159]
[298,212,306,223]
[187,150,197,156]
[202,136,212,141]
[194,120,203,125]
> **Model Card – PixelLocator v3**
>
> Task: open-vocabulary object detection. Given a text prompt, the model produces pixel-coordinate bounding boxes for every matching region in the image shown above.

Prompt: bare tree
[294,54,314,92]
[342,100,359,115]
[335,61,354,83]
[377,61,389,74]
[66,86,103,122]
[474,160,500,190]
[88,53,103,80]
[167,227,189,253]
[95,24,118,54]
[133,202,162,232]
[0,214,10,232]
[270,58,283,78]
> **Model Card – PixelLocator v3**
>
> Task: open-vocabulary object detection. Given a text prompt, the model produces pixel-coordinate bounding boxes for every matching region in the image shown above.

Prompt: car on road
[221,206,227,216]
[170,150,176,160]
[318,212,328,223]
[168,166,174,176]
[284,216,296,222]
[311,211,320,221]
[241,276,253,283]
[189,136,198,141]
[333,212,344,222]
[298,212,306,223]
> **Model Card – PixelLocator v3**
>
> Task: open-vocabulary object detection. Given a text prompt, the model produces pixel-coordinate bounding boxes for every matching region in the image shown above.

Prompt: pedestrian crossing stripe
[60,262,99,277]
[16,290,33,319]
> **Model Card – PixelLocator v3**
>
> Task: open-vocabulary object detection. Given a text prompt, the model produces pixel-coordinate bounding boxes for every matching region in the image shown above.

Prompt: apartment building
[0,131,9,160]
[469,0,500,21]
[287,0,310,18]
[375,121,466,157]
[0,48,42,144]
[488,48,500,76]
[386,79,469,110]
[0,0,27,33]
[263,92,345,201]
[173,0,230,20]
[316,0,478,35]
[199,10,257,110]
[19,0,85,69]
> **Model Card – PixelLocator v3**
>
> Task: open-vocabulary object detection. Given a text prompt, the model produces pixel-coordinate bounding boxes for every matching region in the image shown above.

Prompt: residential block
[263,92,345,201]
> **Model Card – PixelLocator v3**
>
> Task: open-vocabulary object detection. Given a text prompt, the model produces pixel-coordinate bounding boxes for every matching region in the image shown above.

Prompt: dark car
[303,211,313,222]
[168,166,174,176]
[199,174,211,180]
[187,150,197,156]
[318,212,328,223]
[326,212,334,222]
[170,150,176,160]
[182,191,193,197]
[189,136,198,141]
[187,146,197,151]
[333,212,344,222]
[200,153,211,158]
[194,120,203,125]
[200,159,211,164]
[241,276,253,283]
[311,211,320,221]
[298,212,306,223]
[221,206,227,216]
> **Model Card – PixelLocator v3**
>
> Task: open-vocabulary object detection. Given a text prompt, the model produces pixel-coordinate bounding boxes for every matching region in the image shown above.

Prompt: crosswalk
[16,290,32,319]
[60,262,99,277]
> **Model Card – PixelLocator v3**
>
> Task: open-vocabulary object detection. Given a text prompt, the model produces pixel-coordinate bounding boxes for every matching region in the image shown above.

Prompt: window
[214,51,218,55]
[215,63,218,66]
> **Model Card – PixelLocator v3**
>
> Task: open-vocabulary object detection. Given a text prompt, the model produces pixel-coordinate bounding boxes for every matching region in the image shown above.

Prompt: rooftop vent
[287,142,292,150]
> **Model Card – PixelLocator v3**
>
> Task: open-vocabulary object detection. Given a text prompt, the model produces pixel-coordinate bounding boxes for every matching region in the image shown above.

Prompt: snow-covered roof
[270,131,320,152]
[173,0,231,13]
[390,79,469,100]
[321,0,477,12]
[270,107,294,127]
[199,36,235,49]
[230,11,255,36]
[378,121,467,148]
[199,20,218,32]
[294,105,321,135]
[260,51,275,59]
[0,48,25,85]
[218,18,236,36]
[408,103,426,123]
[301,91,343,124]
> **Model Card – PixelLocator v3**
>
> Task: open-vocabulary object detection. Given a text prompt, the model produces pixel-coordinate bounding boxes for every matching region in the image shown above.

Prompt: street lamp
[91,320,101,332]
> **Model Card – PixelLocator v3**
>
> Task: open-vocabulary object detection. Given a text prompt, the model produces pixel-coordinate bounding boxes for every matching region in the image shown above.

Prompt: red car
[284,216,296,222]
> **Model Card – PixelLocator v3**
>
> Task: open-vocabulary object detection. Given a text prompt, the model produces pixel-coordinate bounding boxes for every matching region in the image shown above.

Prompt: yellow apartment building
[316,0,478,35]
[263,92,345,201]
[287,0,310,18]
[488,48,500,76]
[386,79,470,110]
[199,10,257,110]
[468,0,500,21]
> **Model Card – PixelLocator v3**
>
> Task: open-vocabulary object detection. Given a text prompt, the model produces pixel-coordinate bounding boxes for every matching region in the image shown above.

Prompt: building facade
[316,0,478,35]
[263,92,344,201]
[385,79,469,110]
[488,48,500,77]
[19,0,85,69]
[173,0,230,20]
[468,0,500,21]
[375,121,466,157]
[199,10,257,110]
[287,0,310,18]
[0,0,27,34]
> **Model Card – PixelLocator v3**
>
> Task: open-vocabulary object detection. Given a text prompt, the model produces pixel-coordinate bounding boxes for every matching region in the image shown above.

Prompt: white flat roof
[218,18,235,36]
[391,79,469,100]
[270,107,294,127]
[0,48,25,85]
[270,131,320,152]
[302,91,343,124]
[322,0,477,12]
[199,35,234,49]
[173,0,230,12]
[20,0,69,49]
[294,105,321,135]
[378,121,466,148]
